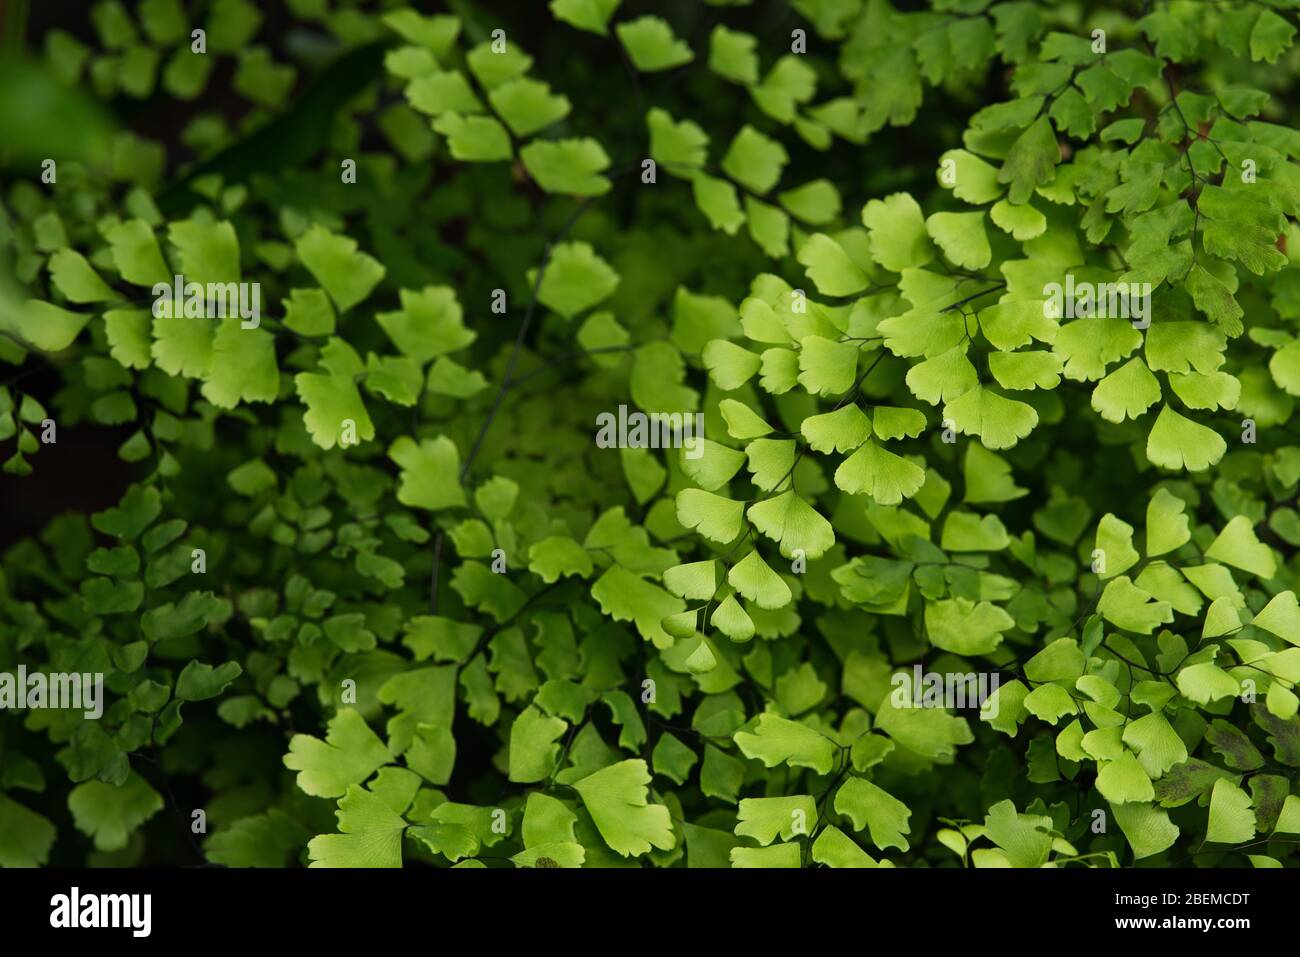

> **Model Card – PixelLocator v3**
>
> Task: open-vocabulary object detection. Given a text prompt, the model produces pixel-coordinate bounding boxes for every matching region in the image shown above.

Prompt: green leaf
[1112,803,1180,860]
[691,172,746,235]
[590,565,684,649]
[104,308,152,369]
[376,286,473,363]
[926,212,991,270]
[432,112,512,161]
[405,71,482,116]
[811,825,882,868]
[509,705,568,783]
[647,107,708,172]
[1123,712,1188,778]
[998,116,1059,204]
[727,549,792,610]
[489,78,570,137]
[1275,796,1300,835]
[1094,514,1139,580]
[676,489,745,544]
[702,339,761,390]
[798,335,860,394]
[1186,262,1244,337]
[1250,9,1296,63]
[978,300,1058,352]
[736,795,816,845]
[1146,405,1226,472]
[834,776,911,851]
[12,301,92,352]
[751,55,817,123]
[1253,591,1300,646]
[779,180,841,225]
[941,511,1010,552]
[989,199,1047,241]
[861,193,934,272]
[48,249,117,303]
[718,398,773,439]
[651,733,698,786]
[938,149,1003,204]
[571,759,674,857]
[1049,86,1095,138]
[1145,322,1226,374]
[168,218,240,286]
[708,25,758,85]
[68,772,164,851]
[283,709,393,798]
[296,373,375,450]
[150,310,212,377]
[200,321,279,408]
[106,218,170,287]
[382,8,460,55]
[1099,576,1173,634]
[983,800,1052,868]
[981,681,1029,736]
[466,40,531,88]
[680,439,746,490]
[307,783,407,868]
[295,226,386,312]
[531,242,619,318]
[926,598,1015,655]
[389,436,467,511]
[944,386,1039,450]
[1176,662,1241,705]
[711,593,754,642]
[797,234,869,296]
[176,660,242,701]
[1145,487,1191,557]
[834,440,925,505]
[1023,683,1078,724]
[730,843,801,868]
[550,0,620,36]
[1054,318,1142,381]
[282,288,335,337]
[521,138,611,197]
[964,444,1025,503]
[90,486,159,540]
[0,794,56,866]
[721,125,788,194]
[1204,515,1276,578]
[1091,358,1161,423]
[734,713,837,775]
[663,560,717,601]
[745,438,796,492]
[616,15,693,72]
[907,347,979,405]
[801,404,872,453]
[528,536,594,583]
[747,491,835,560]
[1206,779,1255,844]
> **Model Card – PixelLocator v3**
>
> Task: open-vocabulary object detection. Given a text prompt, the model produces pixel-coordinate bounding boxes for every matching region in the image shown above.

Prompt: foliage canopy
[3,0,1300,869]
